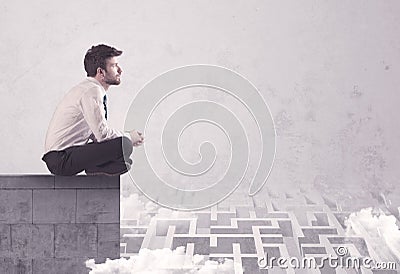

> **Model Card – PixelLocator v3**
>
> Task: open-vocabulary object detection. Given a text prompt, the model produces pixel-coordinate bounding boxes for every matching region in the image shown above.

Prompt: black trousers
[42,137,133,176]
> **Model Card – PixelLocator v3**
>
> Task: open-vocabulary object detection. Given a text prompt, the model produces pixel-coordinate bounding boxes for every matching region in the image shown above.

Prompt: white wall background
[1,1,399,205]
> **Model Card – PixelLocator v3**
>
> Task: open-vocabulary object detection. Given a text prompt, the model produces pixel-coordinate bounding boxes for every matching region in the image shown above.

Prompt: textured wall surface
[0,175,120,274]
[1,1,400,271]
[1,1,399,204]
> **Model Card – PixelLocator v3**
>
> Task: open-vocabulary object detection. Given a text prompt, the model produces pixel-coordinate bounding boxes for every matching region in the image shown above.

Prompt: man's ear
[96,67,105,77]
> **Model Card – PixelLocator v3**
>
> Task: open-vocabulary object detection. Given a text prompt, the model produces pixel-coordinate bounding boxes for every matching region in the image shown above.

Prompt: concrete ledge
[0,175,120,189]
[0,175,120,273]
[0,175,54,189]
[55,175,119,189]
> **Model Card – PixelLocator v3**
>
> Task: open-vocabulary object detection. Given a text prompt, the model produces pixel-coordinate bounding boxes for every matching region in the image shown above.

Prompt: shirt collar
[86,77,106,94]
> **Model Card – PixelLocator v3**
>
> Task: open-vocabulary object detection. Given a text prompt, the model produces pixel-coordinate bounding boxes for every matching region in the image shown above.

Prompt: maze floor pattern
[120,184,400,273]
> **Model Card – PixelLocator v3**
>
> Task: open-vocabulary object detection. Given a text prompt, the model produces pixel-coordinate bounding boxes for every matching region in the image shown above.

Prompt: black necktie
[103,95,108,120]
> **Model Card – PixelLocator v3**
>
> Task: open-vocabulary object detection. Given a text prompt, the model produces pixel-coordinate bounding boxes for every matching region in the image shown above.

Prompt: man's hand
[129,130,144,147]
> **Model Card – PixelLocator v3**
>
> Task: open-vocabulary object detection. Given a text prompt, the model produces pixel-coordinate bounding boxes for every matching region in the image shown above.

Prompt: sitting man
[42,44,143,176]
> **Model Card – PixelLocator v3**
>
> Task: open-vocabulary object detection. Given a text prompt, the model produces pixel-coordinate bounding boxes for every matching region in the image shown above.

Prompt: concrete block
[33,258,91,274]
[55,175,119,189]
[0,190,32,223]
[0,258,32,274]
[0,224,11,257]
[55,224,97,258]
[77,189,119,223]
[0,175,54,189]
[0,175,121,270]
[11,224,54,258]
[33,189,76,224]
[98,224,120,259]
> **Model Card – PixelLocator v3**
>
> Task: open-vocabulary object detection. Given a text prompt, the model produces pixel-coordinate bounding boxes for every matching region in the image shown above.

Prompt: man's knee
[121,136,133,157]
[42,150,81,176]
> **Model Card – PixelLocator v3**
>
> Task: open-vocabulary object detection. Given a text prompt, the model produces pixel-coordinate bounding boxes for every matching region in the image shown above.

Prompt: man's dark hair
[84,44,123,77]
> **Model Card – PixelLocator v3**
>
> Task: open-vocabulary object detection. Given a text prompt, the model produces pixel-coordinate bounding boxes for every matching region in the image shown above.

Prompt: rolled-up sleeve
[80,87,130,143]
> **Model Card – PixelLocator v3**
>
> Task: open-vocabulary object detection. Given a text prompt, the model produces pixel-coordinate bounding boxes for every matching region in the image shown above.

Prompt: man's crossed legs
[42,137,133,176]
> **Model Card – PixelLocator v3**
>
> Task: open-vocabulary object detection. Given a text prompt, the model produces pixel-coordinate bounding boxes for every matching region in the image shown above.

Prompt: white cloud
[121,193,198,223]
[121,193,159,225]
[118,194,234,272]
[86,247,236,274]
[345,207,400,260]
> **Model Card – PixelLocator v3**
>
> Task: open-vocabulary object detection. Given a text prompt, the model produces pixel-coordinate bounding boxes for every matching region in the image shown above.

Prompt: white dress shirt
[44,77,129,153]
